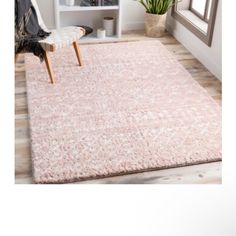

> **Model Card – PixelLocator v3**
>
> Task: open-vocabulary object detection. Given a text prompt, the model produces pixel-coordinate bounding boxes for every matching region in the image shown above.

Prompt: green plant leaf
[136,0,180,15]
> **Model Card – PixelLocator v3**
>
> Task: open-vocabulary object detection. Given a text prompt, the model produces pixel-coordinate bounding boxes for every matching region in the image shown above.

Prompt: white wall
[36,0,55,29]
[36,0,145,30]
[166,0,222,80]
[121,0,145,30]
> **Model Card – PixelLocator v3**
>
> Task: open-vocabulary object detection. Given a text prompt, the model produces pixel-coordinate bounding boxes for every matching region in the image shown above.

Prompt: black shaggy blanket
[15,0,50,60]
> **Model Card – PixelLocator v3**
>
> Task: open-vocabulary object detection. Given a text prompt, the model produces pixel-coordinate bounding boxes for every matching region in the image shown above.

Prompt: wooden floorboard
[15,31,222,184]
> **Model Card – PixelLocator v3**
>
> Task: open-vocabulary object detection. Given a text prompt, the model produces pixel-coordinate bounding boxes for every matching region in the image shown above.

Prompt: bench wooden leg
[44,52,55,84]
[73,41,83,66]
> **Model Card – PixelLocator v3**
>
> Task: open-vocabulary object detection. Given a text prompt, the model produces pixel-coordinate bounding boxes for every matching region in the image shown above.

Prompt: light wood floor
[15,30,222,184]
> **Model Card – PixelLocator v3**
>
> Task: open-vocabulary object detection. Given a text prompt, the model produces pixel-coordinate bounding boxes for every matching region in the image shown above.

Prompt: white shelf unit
[54,0,122,41]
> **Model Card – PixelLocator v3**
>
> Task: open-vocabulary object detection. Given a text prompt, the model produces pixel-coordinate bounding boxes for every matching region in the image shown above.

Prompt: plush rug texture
[25,41,221,183]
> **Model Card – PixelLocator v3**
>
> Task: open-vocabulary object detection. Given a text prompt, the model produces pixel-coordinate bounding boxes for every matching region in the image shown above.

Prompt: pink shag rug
[25,41,221,183]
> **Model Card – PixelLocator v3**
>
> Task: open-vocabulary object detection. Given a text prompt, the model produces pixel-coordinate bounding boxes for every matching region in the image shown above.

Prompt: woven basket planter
[145,13,166,37]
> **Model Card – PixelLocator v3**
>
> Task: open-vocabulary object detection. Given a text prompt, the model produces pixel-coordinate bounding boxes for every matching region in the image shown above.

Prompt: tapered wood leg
[44,52,55,84]
[73,41,83,66]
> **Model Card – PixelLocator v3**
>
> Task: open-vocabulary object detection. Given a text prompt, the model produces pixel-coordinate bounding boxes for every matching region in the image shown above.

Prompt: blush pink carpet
[25,41,221,183]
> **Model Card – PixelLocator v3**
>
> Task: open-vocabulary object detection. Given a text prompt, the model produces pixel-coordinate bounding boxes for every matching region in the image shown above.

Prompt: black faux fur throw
[15,0,50,61]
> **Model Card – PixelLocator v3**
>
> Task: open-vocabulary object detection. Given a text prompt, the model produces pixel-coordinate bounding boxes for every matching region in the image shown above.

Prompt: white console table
[54,0,122,41]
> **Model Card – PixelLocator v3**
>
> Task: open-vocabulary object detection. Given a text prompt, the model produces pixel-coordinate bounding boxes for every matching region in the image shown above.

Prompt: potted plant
[137,0,178,37]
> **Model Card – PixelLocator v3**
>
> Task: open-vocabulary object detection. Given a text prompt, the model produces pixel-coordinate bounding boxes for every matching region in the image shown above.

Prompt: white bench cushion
[39,26,85,51]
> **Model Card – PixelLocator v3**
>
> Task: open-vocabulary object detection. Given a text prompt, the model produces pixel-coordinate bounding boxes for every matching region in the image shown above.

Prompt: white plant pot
[103,17,115,37]
[65,0,75,6]
[145,13,166,38]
